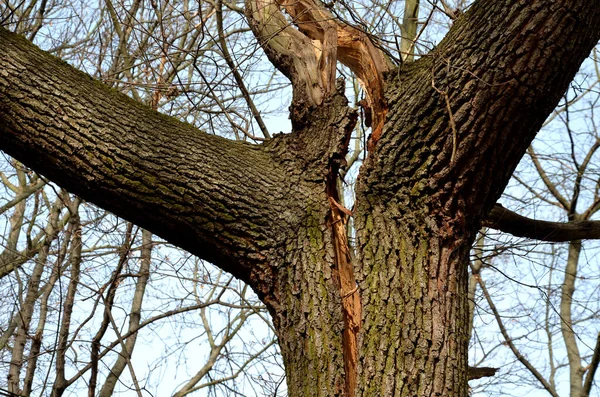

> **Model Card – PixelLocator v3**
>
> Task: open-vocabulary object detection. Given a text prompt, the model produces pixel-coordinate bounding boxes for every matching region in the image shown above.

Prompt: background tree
[1,0,600,397]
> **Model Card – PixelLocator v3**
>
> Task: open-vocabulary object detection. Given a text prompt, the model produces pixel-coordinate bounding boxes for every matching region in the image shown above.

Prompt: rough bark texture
[0,31,357,392]
[1,0,600,396]
[262,93,360,395]
[353,0,600,395]
[0,28,315,300]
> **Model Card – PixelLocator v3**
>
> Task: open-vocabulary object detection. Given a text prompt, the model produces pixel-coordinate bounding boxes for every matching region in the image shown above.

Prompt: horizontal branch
[0,27,304,290]
[485,204,600,242]
[467,366,498,381]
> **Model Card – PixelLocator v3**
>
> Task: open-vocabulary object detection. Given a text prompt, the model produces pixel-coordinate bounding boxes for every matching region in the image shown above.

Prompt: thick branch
[485,204,600,242]
[467,366,498,381]
[279,0,393,141]
[360,0,600,235]
[245,0,325,110]
[400,0,420,62]
[0,28,300,293]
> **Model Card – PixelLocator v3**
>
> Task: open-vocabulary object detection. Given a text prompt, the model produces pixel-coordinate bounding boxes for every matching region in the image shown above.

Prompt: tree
[1,0,600,396]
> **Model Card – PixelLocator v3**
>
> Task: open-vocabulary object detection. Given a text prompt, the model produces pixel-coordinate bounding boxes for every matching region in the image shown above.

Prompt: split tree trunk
[1,0,600,396]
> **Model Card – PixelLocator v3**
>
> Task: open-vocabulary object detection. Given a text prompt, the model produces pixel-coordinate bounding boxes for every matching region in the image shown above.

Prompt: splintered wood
[247,0,392,148]
[329,197,360,397]
[280,0,391,147]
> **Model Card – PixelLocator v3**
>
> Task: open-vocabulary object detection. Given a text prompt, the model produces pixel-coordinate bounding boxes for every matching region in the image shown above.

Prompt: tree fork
[246,0,392,144]
[3,0,600,396]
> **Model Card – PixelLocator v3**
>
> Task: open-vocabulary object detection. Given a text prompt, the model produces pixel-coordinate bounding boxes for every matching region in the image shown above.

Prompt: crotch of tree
[246,0,393,148]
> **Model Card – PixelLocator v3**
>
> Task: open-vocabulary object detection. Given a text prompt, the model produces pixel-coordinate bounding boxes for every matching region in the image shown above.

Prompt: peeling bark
[327,196,360,396]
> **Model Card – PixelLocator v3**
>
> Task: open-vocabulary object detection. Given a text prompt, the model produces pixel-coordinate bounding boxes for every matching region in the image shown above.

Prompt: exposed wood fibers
[328,197,360,397]
[279,0,391,150]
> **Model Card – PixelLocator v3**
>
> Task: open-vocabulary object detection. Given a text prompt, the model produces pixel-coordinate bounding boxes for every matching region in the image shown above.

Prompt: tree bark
[353,0,600,395]
[0,27,327,300]
[1,0,600,396]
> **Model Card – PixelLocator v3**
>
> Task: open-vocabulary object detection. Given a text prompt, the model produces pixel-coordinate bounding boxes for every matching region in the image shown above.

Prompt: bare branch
[98,229,152,397]
[527,146,571,211]
[217,0,271,139]
[583,332,600,395]
[400,0,419,62]
[485,204,600,242]
[560,241,584,395]
[478,274,559,397]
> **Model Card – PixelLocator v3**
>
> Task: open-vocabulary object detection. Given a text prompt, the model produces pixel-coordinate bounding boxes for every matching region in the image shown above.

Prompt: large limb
[0,28,301,297]
[360,0,600,236]
[1,25,363,397]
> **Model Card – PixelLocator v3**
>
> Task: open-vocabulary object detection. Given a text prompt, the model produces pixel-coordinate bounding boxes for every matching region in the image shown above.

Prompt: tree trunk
[256,94,360,396]
[354,204,471,395]
[351,1,600,395]
[561,240,584,397]
[1,0,600,396]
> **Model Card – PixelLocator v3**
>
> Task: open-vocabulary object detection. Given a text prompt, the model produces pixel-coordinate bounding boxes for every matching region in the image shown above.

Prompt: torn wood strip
[248,0,393,147]
[329,196,361,396]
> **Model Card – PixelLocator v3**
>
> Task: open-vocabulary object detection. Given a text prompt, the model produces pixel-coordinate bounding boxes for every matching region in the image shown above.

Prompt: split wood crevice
[244,1,600,392]
[327,193,360,396]
[246,1,394,393]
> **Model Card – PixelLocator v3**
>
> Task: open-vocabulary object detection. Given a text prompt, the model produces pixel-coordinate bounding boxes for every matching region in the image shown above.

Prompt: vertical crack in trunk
[327,191,361,396]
